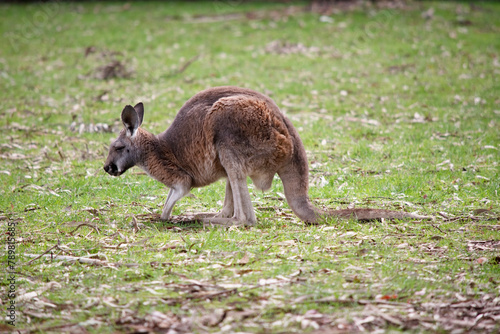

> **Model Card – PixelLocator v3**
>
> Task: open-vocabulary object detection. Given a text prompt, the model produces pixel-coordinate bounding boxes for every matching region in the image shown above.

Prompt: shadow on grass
[136,213,205,231]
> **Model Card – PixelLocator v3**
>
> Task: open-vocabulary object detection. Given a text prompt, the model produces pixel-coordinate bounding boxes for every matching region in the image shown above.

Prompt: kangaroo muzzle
[103,162,121,176]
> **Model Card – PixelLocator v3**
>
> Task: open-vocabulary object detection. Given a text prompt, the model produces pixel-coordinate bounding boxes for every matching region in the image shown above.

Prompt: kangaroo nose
[104,163,116,174]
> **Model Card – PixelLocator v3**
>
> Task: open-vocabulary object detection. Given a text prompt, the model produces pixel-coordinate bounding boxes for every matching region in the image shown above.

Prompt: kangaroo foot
[200,217,255,227]
[194,210,233,219]
[194,212,218,219]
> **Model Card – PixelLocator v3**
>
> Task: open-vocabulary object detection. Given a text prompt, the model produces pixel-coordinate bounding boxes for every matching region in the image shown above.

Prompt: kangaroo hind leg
[195,180,234,219]
[201,171,256,226]
[200,150,256,226]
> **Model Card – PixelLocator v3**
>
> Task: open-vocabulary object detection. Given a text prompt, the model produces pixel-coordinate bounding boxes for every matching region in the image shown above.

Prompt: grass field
[1,1,499,333]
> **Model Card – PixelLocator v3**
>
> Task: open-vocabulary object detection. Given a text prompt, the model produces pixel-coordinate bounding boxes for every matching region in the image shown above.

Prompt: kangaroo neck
[136,129,192,188]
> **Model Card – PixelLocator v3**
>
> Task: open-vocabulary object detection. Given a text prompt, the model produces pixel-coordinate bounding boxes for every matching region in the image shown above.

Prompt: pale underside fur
[103,86,431,226]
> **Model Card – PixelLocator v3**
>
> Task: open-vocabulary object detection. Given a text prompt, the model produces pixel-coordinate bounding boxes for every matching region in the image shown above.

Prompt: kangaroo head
[103,103,144,177]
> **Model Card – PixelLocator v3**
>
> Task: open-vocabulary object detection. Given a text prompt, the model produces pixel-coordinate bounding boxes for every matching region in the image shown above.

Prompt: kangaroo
[104,86,430,226]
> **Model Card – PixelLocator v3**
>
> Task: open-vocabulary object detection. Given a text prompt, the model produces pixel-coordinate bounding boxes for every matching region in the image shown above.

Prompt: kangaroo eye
[115,146,125,151]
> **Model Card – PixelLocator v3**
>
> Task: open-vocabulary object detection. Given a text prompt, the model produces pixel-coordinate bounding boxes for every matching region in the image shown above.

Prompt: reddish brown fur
[104,86,431,225]
[206,95,294,190]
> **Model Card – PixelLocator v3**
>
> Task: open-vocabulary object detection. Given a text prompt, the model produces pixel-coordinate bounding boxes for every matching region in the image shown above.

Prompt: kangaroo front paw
[160,213,171,221]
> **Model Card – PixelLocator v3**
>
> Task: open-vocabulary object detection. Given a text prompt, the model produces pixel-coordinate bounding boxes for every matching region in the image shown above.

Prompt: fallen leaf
[274,240,296,246]
[473,208,492,215]
[379,294,398,300]
[237,252,250,265]
[200,309,226,327]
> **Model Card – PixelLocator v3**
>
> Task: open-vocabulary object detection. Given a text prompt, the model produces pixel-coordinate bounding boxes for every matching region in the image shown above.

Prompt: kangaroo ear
[133,102,144,127]
[121,105,140,137]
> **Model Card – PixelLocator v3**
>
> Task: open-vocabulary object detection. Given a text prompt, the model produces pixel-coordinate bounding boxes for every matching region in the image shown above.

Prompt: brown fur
[104,86,431,225]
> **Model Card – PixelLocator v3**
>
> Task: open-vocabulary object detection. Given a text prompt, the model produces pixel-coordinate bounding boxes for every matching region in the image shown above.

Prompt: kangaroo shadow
[135,213,228,231]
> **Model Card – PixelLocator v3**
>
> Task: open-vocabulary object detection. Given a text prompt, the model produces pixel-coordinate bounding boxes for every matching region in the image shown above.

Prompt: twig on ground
[24,242,61,266]
[438,212,451,219]
[23,254,139,268]
[132,215,140,233]
[27,322,81,333]
[67,222,100,235]
[430,223,445,234]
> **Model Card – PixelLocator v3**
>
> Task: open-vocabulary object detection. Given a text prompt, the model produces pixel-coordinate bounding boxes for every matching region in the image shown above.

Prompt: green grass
[1,1,499,333]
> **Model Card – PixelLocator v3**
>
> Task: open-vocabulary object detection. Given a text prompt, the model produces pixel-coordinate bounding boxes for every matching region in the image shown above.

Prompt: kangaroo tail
[279,120,433,224]
[326,208,432,222]
[278,119,432,224]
